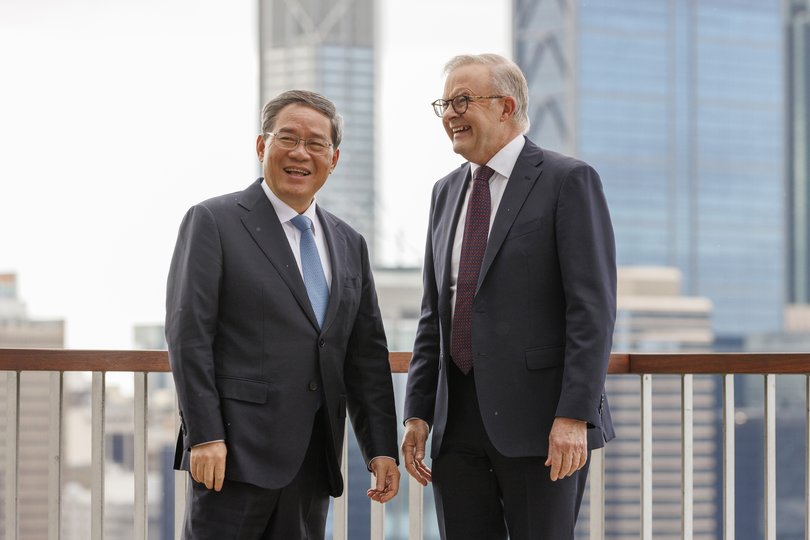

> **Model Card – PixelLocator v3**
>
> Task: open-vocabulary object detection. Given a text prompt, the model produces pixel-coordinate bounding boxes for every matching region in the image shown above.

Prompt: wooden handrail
[0,349,810,374]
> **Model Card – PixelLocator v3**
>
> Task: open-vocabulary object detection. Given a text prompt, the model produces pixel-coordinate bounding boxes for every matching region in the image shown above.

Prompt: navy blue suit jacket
[404,138,616,458]
[166,179,398,495]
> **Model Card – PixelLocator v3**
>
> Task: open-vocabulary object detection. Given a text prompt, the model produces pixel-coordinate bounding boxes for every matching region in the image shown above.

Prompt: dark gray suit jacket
[404,138,617,459]
[166,179,398,496]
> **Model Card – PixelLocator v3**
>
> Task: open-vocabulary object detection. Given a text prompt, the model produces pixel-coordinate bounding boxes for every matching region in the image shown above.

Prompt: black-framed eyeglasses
[431,95,505,117]
[265,132,334,155]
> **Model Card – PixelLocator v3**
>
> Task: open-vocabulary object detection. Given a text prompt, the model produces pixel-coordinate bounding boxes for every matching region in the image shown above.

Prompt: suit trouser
[182,414,331,540]
[431,361,590,540]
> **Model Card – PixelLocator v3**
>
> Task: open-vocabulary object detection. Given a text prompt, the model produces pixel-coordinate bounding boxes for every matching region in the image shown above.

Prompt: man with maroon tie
[402,54,617,539]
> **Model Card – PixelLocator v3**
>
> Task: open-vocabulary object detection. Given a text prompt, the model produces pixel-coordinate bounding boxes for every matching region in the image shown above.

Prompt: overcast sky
[0,0,510,348]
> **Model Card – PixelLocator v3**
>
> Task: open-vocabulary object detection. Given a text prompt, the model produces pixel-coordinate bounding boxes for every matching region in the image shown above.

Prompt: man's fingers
[204,462,215,489]
[190,441,227,490]
[401,421,431,486]
[549,452,562,481]
[367,461,401,503]
[214,460,226,492]
[576,448,588,472]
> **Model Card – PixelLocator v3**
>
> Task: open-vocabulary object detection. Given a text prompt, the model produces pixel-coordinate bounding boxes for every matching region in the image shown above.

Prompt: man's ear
[256,134,266,162]
[501,96,517,121]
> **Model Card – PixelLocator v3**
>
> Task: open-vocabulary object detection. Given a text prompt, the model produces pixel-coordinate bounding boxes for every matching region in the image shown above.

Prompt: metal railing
[1,349,810,539]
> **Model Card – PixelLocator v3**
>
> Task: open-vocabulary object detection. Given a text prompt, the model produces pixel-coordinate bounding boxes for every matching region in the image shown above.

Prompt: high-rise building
[513,0,785,342]
[258,0,377,255]
[0,273,64,540]
[787,0,810,304]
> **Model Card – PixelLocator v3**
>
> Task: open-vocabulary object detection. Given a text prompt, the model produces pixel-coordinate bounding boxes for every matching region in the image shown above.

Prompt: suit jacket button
[319,339,325,348]
[308,381,319,391]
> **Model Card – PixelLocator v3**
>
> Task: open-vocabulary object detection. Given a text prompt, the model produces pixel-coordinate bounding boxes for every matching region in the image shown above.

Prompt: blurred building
[513,0,785,343]
[0,273,64,540]
[258,0,378,257]
[787,0,810,305]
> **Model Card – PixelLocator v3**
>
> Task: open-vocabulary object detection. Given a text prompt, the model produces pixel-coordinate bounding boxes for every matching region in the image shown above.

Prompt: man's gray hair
[260,90,344,148]
[444,54,530,133]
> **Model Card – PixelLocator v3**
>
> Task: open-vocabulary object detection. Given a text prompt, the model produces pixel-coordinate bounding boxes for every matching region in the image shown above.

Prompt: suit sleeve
[554,164,617,428]
[343,235,399,466]
[403,186,441,427]
[165,204,226,447]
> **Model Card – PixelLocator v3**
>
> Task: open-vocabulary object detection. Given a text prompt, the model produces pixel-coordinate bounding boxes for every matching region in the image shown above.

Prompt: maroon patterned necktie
[451,165,495,374]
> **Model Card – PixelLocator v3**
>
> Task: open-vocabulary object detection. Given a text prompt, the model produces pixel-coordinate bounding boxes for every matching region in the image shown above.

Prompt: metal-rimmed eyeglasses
[431,95,506,117]
[265,132,334,155]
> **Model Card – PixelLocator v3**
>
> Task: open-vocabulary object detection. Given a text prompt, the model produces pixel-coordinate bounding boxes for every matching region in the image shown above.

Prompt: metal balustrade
[1,349,810,539]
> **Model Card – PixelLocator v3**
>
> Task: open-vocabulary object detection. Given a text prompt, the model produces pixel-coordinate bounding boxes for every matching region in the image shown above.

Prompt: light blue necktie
[290,214,329,327]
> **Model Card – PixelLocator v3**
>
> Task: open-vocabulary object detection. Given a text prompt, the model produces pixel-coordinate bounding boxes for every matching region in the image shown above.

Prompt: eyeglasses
[431,95,505,117]
[265,132,334,155]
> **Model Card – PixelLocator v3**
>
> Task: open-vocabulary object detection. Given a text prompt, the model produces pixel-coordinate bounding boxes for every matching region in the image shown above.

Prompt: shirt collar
[470,134,526,180]
[260,179,319,226]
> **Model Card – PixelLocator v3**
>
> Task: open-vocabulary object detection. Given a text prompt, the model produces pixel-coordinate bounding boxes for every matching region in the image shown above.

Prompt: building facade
[258,0,378,255]
[0,273,64,540]
[514,0,785,342]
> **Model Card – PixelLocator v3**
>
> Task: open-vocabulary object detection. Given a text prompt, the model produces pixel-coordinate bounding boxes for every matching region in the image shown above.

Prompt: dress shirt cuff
[367,455,397,472]
[404,417,431,431]
[193,439,224,448]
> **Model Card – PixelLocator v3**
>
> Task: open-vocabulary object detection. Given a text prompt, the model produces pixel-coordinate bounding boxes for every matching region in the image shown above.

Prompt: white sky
[0,0,510,349]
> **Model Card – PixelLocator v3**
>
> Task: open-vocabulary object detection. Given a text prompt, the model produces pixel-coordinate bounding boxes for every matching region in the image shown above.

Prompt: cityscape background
[1,0,810,538]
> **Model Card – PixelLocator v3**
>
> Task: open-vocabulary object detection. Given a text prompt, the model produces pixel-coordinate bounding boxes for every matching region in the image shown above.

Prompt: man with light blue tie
[166,89,400,539]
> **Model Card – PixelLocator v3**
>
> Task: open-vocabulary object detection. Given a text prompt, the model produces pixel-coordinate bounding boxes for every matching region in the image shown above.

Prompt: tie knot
[474,165,495,184]
[291,214,313,232]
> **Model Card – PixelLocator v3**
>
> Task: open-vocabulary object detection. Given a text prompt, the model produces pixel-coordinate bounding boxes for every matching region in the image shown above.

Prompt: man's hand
[367,458,400,503]
[545,417,587,481]
[401,419,432,486]
[190,441,227,491]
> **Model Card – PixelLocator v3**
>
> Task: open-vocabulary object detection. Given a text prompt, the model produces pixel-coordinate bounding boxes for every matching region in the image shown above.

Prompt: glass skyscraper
[259,0,377,254]
[515,0,785,342]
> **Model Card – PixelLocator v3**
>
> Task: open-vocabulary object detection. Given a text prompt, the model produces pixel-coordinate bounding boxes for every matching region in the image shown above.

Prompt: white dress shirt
[261,181,332,292]
[449,134,526,317]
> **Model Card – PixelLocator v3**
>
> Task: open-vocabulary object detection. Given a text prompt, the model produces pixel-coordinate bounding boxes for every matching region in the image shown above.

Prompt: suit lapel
[477,140,544,292]
[317,207,345,334]
[438,167,471,317]
[239,181,321,330]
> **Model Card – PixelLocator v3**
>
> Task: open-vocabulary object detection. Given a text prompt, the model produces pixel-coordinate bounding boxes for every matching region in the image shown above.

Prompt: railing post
[134,372,148,540]
[370,476,384,539]
[5,371,20,540]
[48,371,63,540]
[722,374,735,540]
[764,374,776,540]
[682,374,693,540]
[806,375,810,540]
[589,447,605,540]
[641,374,652,540]
[408,475,424,540]
[91,371,106,540]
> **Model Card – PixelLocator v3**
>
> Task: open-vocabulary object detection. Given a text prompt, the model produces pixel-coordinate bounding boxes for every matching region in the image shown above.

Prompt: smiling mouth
[452,126,470,134]
[284,167,311,176]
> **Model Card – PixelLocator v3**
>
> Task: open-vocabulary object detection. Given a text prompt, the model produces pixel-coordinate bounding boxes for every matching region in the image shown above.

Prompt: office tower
[0,273,64,540]
[787,0,810,304]
[514,0,785,343]
[258,0,377,255]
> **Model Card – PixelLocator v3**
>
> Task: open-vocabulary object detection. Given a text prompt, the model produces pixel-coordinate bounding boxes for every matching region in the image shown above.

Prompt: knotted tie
[451,165,495,374]
[290,214,329,328]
